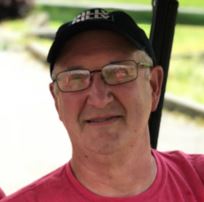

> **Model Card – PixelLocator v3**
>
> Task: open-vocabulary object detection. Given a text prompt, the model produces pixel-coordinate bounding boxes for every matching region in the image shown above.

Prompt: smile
[85,115,122,124]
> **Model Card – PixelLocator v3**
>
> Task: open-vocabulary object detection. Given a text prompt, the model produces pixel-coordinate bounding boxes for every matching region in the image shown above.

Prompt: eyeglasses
[52,60,152,92]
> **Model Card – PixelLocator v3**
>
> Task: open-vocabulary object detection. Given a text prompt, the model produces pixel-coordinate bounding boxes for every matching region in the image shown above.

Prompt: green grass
[56,0,204,8]
[36,6,153,24]
[177,0,204,7]
[1,19,29,31]
[166,25,204,104]
[167,56,204,103]
[172,25,204,54]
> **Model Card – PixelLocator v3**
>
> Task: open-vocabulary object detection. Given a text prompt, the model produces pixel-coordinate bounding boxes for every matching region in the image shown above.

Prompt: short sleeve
[0,187,5,199]
[190,154,204,184]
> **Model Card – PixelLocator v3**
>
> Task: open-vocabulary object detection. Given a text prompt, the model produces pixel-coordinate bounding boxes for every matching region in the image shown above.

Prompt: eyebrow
[63,65,86,71]
[52,65,85,80]
[65,60,121,69]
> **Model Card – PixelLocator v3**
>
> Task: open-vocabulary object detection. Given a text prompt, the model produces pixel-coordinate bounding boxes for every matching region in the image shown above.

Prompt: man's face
[50,30,163,155]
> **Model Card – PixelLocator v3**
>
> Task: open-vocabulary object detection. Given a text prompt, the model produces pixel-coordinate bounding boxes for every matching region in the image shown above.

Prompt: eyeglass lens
[102,61,137,85]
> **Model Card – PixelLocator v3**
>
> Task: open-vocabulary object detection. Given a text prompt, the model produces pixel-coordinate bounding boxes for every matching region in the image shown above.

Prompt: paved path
[0,50,204,195]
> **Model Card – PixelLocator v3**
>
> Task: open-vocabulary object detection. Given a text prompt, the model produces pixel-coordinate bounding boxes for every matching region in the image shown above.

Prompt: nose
[86,73,113,108]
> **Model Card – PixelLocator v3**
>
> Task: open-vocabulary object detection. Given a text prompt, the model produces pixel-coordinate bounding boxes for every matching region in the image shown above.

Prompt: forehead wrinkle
[60,46,133,62]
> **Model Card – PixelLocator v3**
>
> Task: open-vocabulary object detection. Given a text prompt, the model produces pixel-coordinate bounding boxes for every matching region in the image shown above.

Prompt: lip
[84,115,123,125]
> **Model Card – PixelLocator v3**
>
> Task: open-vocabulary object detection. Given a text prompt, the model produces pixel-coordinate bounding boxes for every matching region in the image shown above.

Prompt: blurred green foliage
[167,25,204,104]
[54,0,204,7]
[167,56,204,103]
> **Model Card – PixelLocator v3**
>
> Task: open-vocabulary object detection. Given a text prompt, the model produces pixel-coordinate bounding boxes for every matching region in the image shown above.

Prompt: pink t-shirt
[0,187,5,199]
[2,150,204,202]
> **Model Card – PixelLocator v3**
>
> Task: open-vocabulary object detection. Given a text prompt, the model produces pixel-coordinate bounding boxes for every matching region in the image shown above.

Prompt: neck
[70,136,157,197]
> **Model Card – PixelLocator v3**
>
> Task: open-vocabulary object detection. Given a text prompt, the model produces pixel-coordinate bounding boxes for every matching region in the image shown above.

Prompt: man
[2,8,204,202]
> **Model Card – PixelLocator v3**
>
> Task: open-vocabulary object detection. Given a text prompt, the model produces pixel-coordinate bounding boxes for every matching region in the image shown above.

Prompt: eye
[55,70,91,91]
[103,63,137,85]
[114,67,129,80]
[70,72,85,80]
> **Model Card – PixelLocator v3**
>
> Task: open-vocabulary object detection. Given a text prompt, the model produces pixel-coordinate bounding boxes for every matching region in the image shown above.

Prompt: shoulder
[187,153,204,183]
[153,149,204,183]
[1,164,68,202]
[0,187,5,199]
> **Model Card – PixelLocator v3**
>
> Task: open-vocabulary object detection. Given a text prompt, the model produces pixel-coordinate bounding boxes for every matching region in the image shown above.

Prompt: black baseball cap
[47,8,156,75]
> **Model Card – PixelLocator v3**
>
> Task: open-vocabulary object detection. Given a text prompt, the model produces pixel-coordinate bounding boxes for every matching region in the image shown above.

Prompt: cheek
[56,94,84,126]
[115,81,152,118]
[117,80,152,104]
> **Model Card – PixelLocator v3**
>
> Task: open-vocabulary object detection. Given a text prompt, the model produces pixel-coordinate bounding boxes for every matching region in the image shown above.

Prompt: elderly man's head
[48,8,163,155]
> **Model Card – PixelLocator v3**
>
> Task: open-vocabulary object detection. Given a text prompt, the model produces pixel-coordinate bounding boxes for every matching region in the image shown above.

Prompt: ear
[149,66,164,112]
[49,83,60,114]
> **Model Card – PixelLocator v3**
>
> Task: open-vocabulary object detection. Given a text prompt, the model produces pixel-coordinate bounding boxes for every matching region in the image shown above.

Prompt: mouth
[85,115,122,124]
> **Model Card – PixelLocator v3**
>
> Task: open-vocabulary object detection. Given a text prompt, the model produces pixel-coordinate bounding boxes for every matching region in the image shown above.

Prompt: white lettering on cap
[72,9,110,25]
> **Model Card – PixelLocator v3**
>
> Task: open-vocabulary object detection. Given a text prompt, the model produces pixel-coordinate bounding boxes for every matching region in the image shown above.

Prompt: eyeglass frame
[51,60,153,93]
